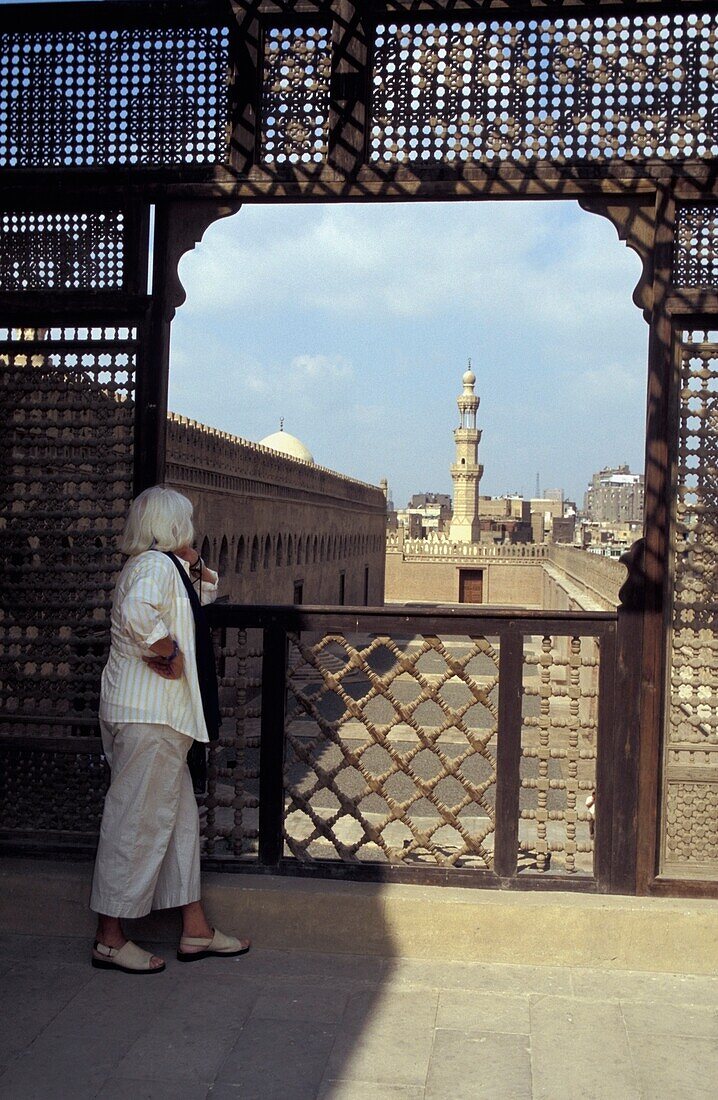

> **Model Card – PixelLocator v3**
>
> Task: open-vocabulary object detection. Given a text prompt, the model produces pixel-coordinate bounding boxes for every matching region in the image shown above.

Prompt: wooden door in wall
[459,570,484,604]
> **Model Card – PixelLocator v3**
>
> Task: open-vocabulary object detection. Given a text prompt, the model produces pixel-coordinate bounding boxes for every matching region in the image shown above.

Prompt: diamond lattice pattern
[283,632,499,868]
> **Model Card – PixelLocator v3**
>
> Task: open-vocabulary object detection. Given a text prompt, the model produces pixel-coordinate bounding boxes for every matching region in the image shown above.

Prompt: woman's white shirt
[99,551,219,742]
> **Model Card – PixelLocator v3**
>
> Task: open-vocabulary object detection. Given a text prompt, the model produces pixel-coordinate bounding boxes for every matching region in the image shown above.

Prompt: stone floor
[1,933,717,1099]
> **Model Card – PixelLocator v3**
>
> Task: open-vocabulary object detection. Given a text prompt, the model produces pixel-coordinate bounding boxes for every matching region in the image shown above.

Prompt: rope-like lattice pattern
[0,211,125,291]
[675,205,718,290]
[200,627,261,858]
[0,26,230,168]
[371,13,718,163]
[260,25,331,164]
[520,635,598,875]
[283,632,499,867]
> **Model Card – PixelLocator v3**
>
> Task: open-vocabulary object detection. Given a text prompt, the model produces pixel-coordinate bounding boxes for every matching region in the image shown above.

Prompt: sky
[170,200,648,508]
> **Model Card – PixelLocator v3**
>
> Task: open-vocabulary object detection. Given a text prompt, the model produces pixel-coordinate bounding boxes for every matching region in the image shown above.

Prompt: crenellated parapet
[166,412,386,511]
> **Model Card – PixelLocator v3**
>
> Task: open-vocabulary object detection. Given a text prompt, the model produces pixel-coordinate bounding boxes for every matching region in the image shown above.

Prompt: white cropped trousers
[90,721,201,919]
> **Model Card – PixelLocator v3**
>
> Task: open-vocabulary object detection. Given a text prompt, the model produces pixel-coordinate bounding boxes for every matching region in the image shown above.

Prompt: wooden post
[229,1,262,175]
[494,628,524,879]
[134,198,242,493]
[258,623,288,867]
[133,201,172,492]
[607,539,646,894]
[328,0,370,176]
[636,182,677,893]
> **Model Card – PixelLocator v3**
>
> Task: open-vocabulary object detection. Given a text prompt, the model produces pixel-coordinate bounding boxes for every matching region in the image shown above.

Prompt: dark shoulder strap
[160,551,221,744]
[163,551,202,612]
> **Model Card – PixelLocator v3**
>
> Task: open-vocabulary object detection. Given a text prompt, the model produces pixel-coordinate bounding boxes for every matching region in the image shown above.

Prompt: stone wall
[166,414,386,606]
[385,532,546,606]
[384,532,627,610]
[547,544,626,610]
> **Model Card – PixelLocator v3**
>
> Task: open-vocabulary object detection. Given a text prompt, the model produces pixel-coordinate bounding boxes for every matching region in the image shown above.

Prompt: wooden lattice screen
[0,0,716,896]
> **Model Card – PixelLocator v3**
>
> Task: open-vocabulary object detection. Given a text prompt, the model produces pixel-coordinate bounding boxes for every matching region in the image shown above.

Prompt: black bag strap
[162,551,221,744]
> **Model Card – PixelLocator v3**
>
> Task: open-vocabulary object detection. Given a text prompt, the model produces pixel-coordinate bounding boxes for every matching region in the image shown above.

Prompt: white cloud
[177,201,644,345]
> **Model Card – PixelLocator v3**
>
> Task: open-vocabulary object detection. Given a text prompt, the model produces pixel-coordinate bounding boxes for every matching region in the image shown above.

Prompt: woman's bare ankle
[180,900,213,939]
[95,915,126,949]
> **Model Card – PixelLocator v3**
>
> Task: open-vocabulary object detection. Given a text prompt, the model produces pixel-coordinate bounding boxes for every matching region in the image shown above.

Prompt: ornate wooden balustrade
[199,602,634,893]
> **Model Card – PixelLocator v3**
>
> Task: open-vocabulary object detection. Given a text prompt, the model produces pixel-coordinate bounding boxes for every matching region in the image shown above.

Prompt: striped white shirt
[99,551,219,742]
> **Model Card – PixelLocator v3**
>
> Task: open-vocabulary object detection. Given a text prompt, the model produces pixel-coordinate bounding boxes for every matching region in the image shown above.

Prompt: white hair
[118,486,194,556]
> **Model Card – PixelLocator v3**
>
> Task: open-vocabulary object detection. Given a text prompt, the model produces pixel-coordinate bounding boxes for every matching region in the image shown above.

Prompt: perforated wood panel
[675,205,718,289]
[0,322,137,840]
[0,325,136,736]
[0,25,230,168]
[201,626,261,859]
[260,24,331,164]
[371,12,718,164]
[0,211,125,291]
[662,330,718,877]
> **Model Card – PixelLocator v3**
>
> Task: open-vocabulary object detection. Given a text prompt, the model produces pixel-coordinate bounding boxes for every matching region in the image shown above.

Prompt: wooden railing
[203,602,639,892]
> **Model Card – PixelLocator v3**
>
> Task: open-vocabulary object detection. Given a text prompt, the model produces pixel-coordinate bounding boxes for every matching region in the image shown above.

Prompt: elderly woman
[90,486,250,973]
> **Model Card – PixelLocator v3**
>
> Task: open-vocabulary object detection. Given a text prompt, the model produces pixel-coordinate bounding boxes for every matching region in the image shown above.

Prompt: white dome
[259,429,314,464]
[462,369,476,386]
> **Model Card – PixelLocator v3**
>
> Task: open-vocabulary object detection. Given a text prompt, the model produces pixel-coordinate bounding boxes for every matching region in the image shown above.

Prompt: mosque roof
[258,428,315,464]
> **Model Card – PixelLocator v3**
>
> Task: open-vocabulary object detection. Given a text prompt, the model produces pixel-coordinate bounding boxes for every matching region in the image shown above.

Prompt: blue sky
[171,200,648,507]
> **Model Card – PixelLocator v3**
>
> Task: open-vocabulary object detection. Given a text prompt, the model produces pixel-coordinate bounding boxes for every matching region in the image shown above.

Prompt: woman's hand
[142,651,185,680]
[143,635,184,680]
[175,544,216,584]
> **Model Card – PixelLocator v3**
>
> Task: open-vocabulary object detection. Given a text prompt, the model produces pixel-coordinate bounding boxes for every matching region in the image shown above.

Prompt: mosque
[164,364,621,613]
[386,366,623,611]
[165,413,387,606]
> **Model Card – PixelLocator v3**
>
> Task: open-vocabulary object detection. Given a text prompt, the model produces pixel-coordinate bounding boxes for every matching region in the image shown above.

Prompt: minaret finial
[280,416,284,431]
[468,357,471,370]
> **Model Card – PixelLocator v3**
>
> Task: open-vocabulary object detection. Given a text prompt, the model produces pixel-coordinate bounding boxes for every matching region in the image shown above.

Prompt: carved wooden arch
[577,197,657,322]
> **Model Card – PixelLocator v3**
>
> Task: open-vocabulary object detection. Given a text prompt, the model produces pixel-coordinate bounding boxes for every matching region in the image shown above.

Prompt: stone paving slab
[1,934,717,1099]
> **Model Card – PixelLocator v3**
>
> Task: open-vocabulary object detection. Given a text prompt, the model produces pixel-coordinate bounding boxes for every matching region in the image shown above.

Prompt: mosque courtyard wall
[385,532,623,611]
[385,550,546,607]
[165,414,387,606]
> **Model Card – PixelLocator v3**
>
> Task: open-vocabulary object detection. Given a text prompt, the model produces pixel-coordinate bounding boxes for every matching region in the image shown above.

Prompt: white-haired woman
[90,486,250,973]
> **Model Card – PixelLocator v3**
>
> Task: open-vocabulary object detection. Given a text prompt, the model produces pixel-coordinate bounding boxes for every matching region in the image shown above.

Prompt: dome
[462,369,476,387]
[259,429,314,464]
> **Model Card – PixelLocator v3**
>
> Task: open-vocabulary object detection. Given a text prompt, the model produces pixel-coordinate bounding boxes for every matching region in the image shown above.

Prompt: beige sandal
[177,927,251,962]
[92,940,166,974]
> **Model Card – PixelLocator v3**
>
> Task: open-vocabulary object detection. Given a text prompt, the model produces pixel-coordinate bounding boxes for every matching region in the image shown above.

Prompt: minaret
[449,361,482,542]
